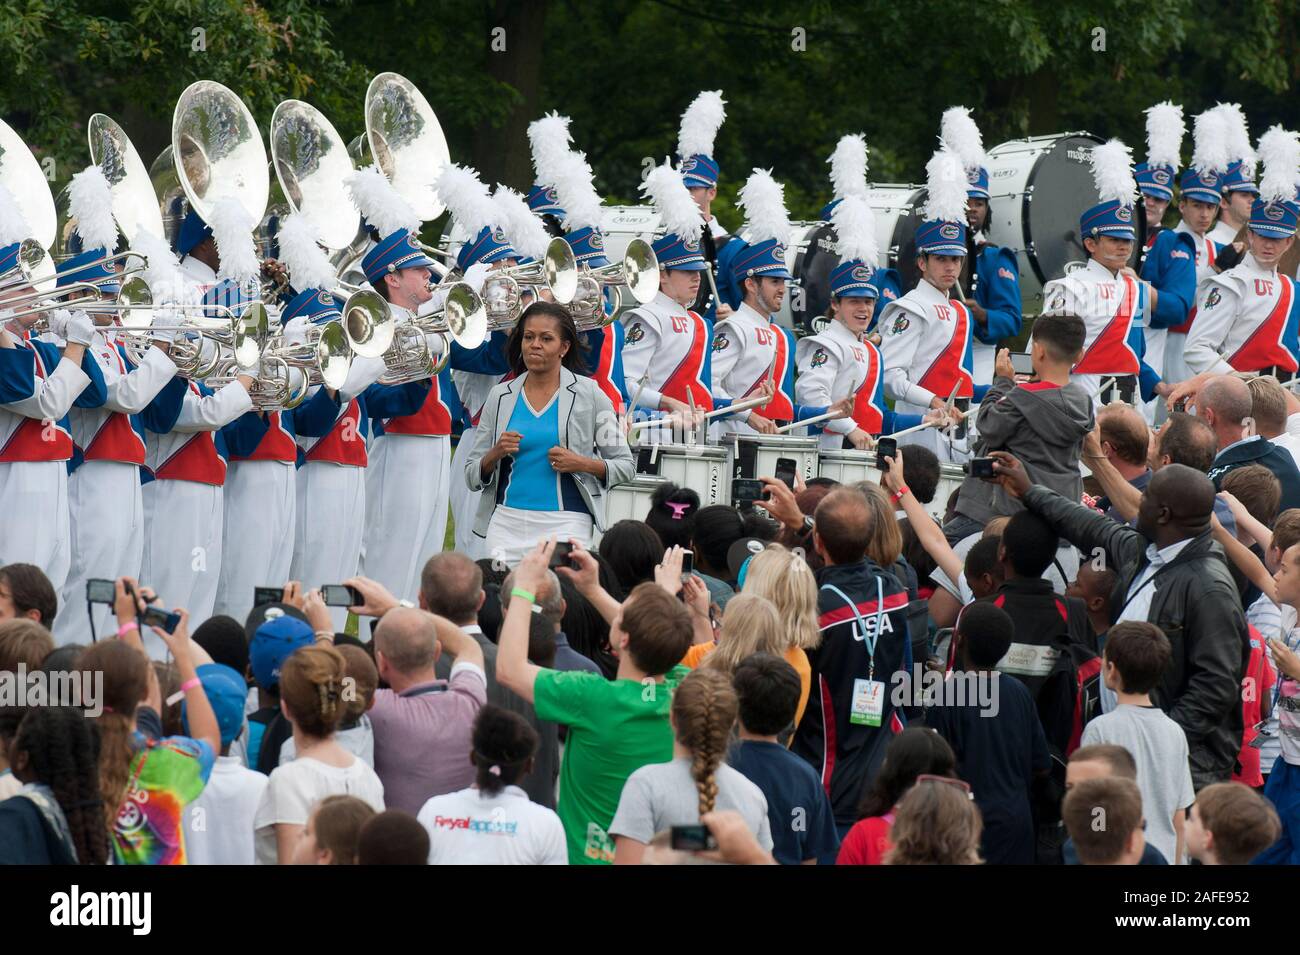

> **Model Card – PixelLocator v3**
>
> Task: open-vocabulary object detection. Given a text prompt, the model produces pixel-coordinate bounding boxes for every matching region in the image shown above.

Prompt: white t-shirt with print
[417,785,567,865]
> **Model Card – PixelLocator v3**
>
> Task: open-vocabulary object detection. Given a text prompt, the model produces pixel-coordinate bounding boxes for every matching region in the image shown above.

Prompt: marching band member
[54,169,180,643]
[175,207,220,294]
[797,195,942,451]
[1040,140,1166,408]
[877,147,978,460]
[1183,126,1300,379]
[1209,103,1258,248]
[1134,102,1197,393]
[138,275,257,652]
[0,190,108,593]
[345,166,464,602]
[620,162,714,437]
[940,108,1022,387]
[712,169,839,439]
[465,301,634,563]
[820,134,902,304]
[677,90,732,319]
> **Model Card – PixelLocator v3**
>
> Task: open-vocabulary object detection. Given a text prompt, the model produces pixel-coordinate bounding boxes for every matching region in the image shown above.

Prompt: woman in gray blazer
[465,302,634,563]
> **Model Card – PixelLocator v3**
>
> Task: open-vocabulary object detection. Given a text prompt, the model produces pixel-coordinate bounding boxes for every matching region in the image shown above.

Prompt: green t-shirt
[533,666,687,864]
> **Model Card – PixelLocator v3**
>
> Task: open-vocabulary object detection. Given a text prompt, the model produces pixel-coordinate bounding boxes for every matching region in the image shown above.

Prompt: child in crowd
[1064,744,1168,864]
[727,653,839,864]
[418,705,567,865]
[882,777,983,865]
[610,668,772,864]
[740,544,820,726]
[1062,777,1146,865]
[280,643,378,767]
[1185,782,1282,865]
[239,610,315,773]
[291,794,376,865]
[357,811,431,865]
[1080,622,1195,864]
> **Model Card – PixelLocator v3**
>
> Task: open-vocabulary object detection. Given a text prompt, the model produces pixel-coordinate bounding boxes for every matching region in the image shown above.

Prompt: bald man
[791,488,914,836]
[991,452,1248,789]
[1092,404,1152,522]
[366,605,487,814]
[1197,374,1300,509]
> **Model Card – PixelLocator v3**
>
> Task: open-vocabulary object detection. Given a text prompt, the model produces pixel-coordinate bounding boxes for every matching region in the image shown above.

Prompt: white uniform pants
[449,427,484,560]
[361,434,450,604]
[140,479,223,659]
[55,460,143,644]
[0,460,71,597]
[291,461,366,632]
[214,460,296,625]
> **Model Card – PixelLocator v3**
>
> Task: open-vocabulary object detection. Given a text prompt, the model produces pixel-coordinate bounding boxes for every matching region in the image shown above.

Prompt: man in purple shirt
[346,578,488,815]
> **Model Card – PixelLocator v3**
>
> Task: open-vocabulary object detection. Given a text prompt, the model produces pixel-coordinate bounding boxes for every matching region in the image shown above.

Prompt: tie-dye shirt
[112,734,215,865]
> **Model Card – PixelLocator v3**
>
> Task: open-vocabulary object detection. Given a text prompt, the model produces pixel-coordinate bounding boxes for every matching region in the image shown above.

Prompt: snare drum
[603,477,670,529]
[635,443,731,506]
[817,448,877,486]
[985,133,1104,297]
[600,205,661,266]
[729,434,819,484]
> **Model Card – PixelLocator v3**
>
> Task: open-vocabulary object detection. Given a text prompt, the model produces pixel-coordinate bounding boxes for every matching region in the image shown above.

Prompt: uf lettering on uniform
[1256,279,1275,296]
[755,327,774,346]
[1098,285,1114,300]
[851,346,864,361]
[670,315,690,334]
[934,305,951,322]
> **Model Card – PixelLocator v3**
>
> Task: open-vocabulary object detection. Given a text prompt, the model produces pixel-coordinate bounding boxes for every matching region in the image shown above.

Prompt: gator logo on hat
[939,223,960,240]
[772,243,786,259]
[681,157,698,173]
[683,236,700,252]
[966,168,980,184]
[319,290,335,305]
[811,347,829,367]
[851,265,873,282]
[590,231,605,251]
[493,227,509,244]
[712,332,729,352]
[1265,203,1285,221]
[1199,173,1217,187]
[545,187,559,202]
[1153,169,1171,185]
[1115,206,1132,222]
[627,322,645,344]
[1206,287,1222,309]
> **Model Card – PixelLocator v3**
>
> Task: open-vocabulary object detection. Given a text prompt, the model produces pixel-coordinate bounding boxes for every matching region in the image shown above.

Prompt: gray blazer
[465,367,635,540]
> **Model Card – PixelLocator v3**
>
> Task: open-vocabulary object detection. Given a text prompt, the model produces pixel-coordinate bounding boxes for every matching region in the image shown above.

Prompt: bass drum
[985,133,1103,297]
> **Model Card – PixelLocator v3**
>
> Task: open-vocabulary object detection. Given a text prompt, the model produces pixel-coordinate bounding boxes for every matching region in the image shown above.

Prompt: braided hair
[12,707,109,865]
[279,644,347,739]
[670,668,739,817]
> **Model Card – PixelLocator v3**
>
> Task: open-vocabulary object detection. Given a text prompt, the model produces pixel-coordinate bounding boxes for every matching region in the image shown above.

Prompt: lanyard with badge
[822,577,886,727]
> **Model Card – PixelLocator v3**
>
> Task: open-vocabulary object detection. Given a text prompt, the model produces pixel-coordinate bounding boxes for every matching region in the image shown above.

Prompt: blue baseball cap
[361,229,435,285]
[651,231,708,271]
[456,225,516,272]
[249,613,314,689]
[729,237,791,282]
[282,287,343,325]
[680,154,720,190]
[1249,197,1300,239]
[1180,168,1222,204]
[182,663,249,747]
[1079,199,1137,242]
[1135,163,1176,202]
[527,183,565,217]
[564,225,610,267]
[1221,160,1260,196]
[55,248,120,294]
[966,166,990,200]
[176,208,212,257]
[829,259,879,298]
[915,219,967,256]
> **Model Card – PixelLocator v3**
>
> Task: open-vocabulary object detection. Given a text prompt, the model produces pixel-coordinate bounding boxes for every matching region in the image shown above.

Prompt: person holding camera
[944,313,1094,544]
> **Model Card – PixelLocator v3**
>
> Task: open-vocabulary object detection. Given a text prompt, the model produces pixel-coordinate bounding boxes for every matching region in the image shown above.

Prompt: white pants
[449,428,484,560]
[0,460,71,596]
[214,460,296,625]
[291,461,366,632]
[485,505,594,567]
[361,434,450,604]
[55,460,143,644]
[141,479,223,659]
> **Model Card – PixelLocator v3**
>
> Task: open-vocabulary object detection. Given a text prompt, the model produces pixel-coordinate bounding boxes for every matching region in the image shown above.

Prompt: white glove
[149,306,183,344]
[281,316,309,349]
[46,308,72,341]
[64,310,97,347]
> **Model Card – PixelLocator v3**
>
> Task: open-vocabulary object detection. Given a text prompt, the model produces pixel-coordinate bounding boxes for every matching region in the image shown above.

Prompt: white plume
[527,112,573,188]
[641,162,703,242]
[1144,102,1184,169]
[0,183,32,247]
[208,196,258,284]
[828,134,869,201]
[831,194,879,266]
[922,148,968,223]
[67,165,118,252]
[492,186,551,262]
[1090,139,1137,205]
[677,90,726,160]
[1191,110,1230,176]
[433,163,499,236]
[276,213,335,292]
[132,228,185,303]
[1213,102,1256,174]
[939,106,987,171]
[345,165,420,237]
[736,169,790,244]
[551,149,604,232]
[1257,125,1300,204]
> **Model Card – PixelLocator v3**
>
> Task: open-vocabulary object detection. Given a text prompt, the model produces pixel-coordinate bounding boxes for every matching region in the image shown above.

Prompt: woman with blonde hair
[681,594,786,676]
[739,544,818,725]
[609,668,772,865]
[254,644,385,864]
[883,777,983,865]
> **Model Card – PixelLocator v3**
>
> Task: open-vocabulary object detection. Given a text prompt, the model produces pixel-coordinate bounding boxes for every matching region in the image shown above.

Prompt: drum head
[790,220,837,331]
[1022,135,1103,286]
[890,200,925,292]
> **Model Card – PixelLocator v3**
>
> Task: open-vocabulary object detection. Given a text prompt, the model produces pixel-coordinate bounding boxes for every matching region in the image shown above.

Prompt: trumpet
[340,282,488,385]
[480,237,578,329]
[259,320,353,392]
[0,239,57,295]
[565,238,659,330]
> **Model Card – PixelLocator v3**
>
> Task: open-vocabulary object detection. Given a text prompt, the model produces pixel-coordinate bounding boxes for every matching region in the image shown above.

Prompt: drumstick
[774,410,837,434]
[887,402,982,440]
[626,393,773,432]
[626,371,652,447]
